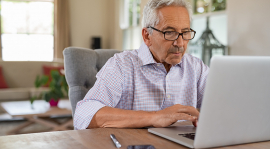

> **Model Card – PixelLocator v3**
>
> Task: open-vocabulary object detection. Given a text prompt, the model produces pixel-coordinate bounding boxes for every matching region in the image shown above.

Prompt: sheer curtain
[54,0,71,59]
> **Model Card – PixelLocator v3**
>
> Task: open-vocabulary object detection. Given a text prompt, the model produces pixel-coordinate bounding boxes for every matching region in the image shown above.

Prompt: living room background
[69,0,270,57]
[0,0,269,62]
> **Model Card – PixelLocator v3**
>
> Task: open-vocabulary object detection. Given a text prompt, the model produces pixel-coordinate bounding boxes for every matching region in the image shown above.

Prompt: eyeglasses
[147,26,196,41]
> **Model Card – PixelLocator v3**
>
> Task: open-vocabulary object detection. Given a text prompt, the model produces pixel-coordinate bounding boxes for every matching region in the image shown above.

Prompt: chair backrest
[63,47,120,116]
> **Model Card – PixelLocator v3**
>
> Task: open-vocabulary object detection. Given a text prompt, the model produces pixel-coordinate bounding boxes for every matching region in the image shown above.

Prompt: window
[189,0,227,60]
[193,0,226,14]
[1,0,54,61]
[120,0,141,50]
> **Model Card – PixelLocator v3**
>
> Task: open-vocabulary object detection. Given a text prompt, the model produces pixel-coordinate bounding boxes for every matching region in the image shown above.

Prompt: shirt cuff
[73,100,106,130]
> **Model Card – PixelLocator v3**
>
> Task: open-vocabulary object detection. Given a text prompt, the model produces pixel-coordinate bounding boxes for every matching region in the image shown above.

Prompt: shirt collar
[138,42,157,66]
[138,42,184,67]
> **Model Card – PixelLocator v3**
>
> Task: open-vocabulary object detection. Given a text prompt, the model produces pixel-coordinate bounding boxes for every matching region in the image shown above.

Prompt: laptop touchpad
[169,125,196,134]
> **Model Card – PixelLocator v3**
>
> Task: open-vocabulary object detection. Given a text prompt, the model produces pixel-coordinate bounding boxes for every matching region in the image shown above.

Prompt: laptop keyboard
[178,133,196,140]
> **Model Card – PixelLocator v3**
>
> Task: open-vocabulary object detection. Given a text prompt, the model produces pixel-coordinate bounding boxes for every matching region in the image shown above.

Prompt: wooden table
[0,121,269,149]
[1,99,73,135]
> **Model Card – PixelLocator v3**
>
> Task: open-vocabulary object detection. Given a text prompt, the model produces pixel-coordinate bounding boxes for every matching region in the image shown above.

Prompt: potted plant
[30,70,68,107]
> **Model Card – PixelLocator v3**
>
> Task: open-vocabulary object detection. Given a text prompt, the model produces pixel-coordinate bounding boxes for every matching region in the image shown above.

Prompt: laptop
[148,56,270,148]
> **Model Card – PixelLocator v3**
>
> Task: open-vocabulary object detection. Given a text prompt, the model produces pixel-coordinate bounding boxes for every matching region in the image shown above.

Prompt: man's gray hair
[143,0,192,34]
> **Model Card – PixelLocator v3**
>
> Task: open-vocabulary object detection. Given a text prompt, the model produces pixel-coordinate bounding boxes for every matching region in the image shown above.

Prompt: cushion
[43,65,64,86]
[0,88,29,101]
[29,87,50,98]
[0,66,8,89]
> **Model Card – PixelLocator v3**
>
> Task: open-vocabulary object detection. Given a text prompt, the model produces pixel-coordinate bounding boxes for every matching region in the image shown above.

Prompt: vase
[49,99,59,107]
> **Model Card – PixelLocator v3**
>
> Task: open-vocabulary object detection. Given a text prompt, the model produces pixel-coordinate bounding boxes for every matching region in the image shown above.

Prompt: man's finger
[177,106,200,117]
[192,120,198,127]
[174,113,197,122]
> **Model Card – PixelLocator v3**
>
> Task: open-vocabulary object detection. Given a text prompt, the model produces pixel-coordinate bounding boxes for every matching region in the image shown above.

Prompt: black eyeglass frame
[147,26,196,41]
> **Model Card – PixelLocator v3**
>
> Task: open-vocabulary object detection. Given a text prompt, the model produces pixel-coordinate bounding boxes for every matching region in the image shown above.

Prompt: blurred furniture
[1,99,72,135]
[0,60,63,101]
[63,47,120,116]
[0,121,269,149]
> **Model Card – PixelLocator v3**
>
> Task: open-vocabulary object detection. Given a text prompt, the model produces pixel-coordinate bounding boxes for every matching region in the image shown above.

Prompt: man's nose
[173,35,184,47]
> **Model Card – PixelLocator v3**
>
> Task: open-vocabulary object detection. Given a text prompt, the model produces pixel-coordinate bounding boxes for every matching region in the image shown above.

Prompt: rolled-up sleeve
[73,100,106,130]
[73,55,124,130]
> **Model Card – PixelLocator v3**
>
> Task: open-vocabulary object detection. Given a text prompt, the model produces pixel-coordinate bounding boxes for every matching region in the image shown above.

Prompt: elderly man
[74,0,209,130]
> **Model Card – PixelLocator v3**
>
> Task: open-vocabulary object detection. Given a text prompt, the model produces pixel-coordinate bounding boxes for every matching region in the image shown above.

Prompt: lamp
[189,17,227,66]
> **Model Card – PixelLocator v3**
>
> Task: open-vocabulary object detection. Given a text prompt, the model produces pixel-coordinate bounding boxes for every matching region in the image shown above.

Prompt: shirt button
[157,64,160,66]
[167,95,170,98]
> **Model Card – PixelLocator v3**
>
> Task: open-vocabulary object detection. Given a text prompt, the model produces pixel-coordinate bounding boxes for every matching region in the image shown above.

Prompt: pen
[110,134,122,148]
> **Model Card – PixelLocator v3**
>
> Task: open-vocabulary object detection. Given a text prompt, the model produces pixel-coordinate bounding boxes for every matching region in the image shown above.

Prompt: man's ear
[142,28,152,47]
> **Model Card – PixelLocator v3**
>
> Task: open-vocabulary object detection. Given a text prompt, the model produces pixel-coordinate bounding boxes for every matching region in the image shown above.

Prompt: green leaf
[30,96,36,105]
[40,76,49,86]
[43,92,51,102]
[50,70,60,80]
[35,75,49,88]
[35,69,69,102]
[35,75,40,87]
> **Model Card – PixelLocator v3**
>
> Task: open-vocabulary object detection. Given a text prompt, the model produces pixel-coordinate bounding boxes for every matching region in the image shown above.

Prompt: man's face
[146,6,190,66]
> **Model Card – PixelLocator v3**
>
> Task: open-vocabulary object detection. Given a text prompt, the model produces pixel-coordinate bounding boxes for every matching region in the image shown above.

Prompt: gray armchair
[63,47,120,116]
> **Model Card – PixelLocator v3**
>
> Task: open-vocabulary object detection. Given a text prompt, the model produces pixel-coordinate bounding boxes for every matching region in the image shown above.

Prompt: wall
[68,0,193,51]
[68,0,270,55]
[132,0,270,56]
[69,0,110,49]
[227,0,270,56]
[108,0,123,51]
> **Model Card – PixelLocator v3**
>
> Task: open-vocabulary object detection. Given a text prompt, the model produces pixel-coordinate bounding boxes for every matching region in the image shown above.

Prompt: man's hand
[151,104,199,128]
[89,104,199,129]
